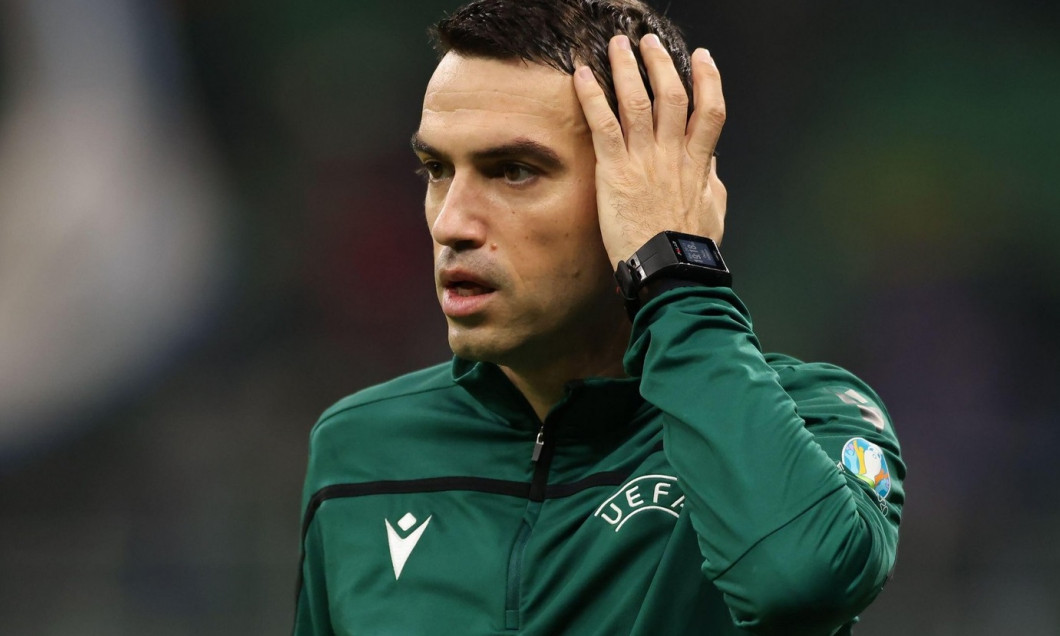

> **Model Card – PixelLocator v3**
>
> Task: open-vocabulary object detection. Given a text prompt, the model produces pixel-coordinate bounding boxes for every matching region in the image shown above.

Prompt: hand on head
[573,34,728,269]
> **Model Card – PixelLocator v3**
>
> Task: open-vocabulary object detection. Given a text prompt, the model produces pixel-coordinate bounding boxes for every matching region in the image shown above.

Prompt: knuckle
[714,179,728,201]
[624,93,653,114]
[624,117,653,138]
[597,116,624,140]
[663,86,689,109]
[702,104,726,126]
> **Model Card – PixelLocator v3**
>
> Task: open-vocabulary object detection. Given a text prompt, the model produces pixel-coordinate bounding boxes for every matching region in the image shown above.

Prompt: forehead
[418,53,588,149]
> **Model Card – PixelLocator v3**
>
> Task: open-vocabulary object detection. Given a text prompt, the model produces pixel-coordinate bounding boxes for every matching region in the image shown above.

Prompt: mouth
[446,280,496,297]
[439,268,497,295]
[438,269,498,318]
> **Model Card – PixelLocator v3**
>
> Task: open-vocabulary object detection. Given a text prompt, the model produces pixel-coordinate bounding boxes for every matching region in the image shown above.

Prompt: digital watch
[614,231,731,320]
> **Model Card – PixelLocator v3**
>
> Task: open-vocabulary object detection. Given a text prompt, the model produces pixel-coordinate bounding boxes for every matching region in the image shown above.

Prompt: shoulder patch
[841,437,891,500]
[834,387,886,431]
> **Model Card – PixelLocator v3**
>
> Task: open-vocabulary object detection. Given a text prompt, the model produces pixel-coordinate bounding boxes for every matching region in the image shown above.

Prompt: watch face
[675,237,720,267]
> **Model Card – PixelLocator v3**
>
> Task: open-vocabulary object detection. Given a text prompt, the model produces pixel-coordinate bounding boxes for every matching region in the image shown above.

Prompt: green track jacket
[294,287,905,635]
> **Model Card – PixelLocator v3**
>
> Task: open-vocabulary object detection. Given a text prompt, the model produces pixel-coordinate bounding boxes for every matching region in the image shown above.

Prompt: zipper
[528,420,555,502]
[504,502,540,630]
[531,425,545,462]
[504,419,557,630]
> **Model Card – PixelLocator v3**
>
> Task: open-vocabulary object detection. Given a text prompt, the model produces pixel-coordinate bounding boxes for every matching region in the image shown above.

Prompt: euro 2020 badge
[842,437,891,500]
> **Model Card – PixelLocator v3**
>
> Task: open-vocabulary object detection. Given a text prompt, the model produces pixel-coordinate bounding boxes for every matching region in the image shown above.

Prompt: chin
[447,328,507,363]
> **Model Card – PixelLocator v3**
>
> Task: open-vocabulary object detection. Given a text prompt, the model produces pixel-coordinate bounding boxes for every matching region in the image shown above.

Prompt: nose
[428,173,487,252]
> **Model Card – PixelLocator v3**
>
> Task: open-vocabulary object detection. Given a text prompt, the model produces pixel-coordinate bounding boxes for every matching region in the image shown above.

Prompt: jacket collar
[451,357,646,437]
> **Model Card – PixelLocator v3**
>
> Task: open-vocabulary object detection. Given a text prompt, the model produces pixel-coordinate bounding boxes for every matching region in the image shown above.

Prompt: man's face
[414,53,624,370]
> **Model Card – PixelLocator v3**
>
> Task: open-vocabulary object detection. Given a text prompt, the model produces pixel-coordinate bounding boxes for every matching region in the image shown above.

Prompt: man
[294,0,904,634]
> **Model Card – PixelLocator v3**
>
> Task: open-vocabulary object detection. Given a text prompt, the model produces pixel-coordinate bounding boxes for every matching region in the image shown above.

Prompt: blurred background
[1,0,1057,633]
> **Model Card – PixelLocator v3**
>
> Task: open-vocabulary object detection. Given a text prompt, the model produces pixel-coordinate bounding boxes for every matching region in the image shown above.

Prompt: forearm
[627,286,900,632]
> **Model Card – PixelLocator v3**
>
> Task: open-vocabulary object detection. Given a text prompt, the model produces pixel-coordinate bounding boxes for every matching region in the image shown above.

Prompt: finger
[685,48,726,165]
[639,33,689,146]
[573,65,628,167]
[609,34,655,153]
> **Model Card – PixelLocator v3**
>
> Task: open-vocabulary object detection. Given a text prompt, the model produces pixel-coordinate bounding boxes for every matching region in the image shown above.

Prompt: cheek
[536,202,607,281]
[542,179,599,239]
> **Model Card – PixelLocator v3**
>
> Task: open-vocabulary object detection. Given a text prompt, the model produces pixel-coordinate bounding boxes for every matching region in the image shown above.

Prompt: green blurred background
[1,0,1057,633]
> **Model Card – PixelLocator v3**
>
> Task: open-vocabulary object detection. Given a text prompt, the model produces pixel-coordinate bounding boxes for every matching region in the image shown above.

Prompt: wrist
[614,231,732,321]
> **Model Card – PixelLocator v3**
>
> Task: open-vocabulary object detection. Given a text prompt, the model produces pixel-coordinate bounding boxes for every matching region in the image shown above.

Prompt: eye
[415,160,449,182]
[500,163,536,185]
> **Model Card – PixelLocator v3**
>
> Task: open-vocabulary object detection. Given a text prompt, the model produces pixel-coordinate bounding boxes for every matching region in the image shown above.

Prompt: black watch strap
[614,231,731,320]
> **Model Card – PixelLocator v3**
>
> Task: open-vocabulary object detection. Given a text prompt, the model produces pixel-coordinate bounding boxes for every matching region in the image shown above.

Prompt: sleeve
[625,286,905,636]
[292,423,335,636]
[293,517,333,636]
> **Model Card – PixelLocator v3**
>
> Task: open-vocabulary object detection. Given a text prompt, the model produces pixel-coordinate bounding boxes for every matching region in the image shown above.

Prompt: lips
[438,268,497,318]
[439,268,496,293]
[450,281,494,296]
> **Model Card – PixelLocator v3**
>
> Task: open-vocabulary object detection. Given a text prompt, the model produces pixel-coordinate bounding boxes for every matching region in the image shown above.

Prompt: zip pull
[531,427,545,462]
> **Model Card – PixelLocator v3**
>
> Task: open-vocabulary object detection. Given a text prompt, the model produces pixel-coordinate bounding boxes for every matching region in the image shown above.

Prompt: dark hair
[431,0,692,118]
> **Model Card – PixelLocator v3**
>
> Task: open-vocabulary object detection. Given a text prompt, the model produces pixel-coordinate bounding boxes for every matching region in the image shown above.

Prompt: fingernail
[642,34,662,49]
[576,66,594,81]
[693,48,716,67]
[615,35,631,51]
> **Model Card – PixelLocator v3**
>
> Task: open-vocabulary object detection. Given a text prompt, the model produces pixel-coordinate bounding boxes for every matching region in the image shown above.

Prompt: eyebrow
[410,133,564,172]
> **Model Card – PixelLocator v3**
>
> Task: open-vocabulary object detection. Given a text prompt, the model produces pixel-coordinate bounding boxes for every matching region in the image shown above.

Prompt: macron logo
[385,513,432,580]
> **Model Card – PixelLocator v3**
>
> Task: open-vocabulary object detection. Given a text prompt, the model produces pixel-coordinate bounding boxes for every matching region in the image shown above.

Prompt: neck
[500,324,631,421]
